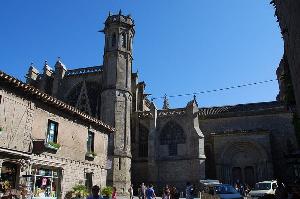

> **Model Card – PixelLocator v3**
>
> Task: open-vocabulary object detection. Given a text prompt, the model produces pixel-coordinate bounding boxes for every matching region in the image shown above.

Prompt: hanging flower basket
[85,151,97,158]
[44,141,61,150]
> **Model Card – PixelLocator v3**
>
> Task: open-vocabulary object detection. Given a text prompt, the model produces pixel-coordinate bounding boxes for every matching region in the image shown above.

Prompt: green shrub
[72,184,89,198]
[101,186,113,197]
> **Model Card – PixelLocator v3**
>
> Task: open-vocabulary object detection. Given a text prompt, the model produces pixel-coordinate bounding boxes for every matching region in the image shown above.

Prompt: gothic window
[138,124,149,157]
[121,33,126,48]
[160,121,186,156]
[112,33,116,47]
[66,81,101,118]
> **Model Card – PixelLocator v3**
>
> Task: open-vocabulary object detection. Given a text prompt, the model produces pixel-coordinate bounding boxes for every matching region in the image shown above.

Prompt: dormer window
[121,33,126,48]
[112,33,116,47]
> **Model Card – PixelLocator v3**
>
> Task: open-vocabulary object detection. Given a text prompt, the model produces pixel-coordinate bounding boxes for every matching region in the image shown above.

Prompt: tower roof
[103,10,134,29]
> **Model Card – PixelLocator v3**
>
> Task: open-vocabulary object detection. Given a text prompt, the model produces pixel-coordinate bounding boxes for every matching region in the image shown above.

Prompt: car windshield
[254,183,271,190]
[214,185,238,194]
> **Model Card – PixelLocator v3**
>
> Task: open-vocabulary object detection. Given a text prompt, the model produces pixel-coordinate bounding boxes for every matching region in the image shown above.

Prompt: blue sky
[0,0,283,108]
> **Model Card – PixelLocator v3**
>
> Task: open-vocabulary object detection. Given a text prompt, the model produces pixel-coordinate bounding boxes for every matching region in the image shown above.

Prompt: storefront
[0,162,19,190]
[31,167,62,199]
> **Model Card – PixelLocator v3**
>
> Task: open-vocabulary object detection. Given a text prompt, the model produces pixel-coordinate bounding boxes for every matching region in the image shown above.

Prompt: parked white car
[249,180,278,199]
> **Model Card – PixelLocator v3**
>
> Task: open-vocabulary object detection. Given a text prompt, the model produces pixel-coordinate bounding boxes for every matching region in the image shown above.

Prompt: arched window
[139,124,149,157]
[121,33,127,48]
[160,121,186,156]
[112,33,116,47]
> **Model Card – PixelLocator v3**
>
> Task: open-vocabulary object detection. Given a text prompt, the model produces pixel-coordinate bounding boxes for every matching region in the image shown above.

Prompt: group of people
[137,182,193,199]
[233,181,251,197]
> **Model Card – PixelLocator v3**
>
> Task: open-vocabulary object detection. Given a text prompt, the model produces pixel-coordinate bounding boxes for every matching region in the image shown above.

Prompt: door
[244,166,255,187]
[232,167,242,184]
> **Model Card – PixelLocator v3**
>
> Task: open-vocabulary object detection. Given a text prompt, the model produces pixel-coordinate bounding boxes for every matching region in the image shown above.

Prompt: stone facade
[132,100,205,192]
[0,71,112,198]
[132,98,298,191]
[14,7,300,195]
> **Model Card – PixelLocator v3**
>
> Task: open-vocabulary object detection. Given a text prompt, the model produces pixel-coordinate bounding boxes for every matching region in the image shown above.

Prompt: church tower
[100,11,134,194]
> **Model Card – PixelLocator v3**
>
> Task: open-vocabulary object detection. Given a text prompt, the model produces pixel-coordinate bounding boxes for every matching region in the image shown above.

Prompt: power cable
[150,79,277,101]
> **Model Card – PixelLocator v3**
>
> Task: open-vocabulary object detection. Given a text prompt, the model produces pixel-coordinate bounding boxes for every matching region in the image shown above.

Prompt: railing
[65,66,102,76]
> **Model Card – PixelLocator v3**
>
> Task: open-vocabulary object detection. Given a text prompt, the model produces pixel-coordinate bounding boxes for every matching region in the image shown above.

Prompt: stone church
[24,10,299,193]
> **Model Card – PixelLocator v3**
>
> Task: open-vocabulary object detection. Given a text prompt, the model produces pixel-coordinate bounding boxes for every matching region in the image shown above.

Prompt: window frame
[87,131,95,153]
[46,120,58,143]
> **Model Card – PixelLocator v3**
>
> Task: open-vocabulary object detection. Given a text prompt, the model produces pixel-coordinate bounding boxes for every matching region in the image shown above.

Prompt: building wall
[132,101,206,192]
[0,89,33,153]
[200,112,297,182]
[0,85,110,198]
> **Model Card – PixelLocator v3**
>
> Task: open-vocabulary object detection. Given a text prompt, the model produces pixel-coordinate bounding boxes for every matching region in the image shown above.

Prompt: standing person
[275,181,287,199]
[87,185,102,199]
[162,185,170,199]
[112,187,117,199]
[146,184,156,199]
[128,185,134,199]
[185,182,193,199]
[170,187,179,199]
[140,183,146,199]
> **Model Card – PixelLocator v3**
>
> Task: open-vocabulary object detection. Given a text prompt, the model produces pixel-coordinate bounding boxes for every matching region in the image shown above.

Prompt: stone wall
[132,101,205,192]
[0,82,110,198]
[200,111,297,182]
[0,89,33,153]
[273,0,300,116]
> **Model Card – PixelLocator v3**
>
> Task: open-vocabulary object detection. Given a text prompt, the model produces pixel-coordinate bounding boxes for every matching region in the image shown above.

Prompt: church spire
[162,94,170,109]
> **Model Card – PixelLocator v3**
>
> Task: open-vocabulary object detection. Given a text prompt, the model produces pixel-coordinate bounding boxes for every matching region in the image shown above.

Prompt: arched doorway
[219,141,271,187]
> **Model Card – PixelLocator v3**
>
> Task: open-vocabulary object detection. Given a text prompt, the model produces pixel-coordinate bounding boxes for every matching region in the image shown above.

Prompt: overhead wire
[150,79,277,101]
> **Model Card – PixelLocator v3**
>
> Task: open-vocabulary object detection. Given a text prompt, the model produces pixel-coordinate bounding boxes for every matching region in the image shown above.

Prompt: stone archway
[218,141,272,187]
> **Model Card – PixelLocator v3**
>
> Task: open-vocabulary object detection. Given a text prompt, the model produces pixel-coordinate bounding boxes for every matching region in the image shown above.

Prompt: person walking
[140,183,146,199]
[170,187,179,199]
[112,187,117,199]
[146,184,156,199]
[128,185,134,199]
[87,185,102,199]
[162,185,170,199]
[185,182,193,199]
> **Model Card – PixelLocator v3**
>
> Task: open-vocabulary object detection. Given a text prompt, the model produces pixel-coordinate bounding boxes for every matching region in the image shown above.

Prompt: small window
[87,131,95,153]
[112,33,116,47]
[0,95,2,104]
[121,33,126,48]
[47,120,58,143]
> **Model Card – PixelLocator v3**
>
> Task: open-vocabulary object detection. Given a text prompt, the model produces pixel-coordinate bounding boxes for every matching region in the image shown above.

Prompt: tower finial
[193,94,198,107]
[162,94,170,109]
[108,11,111,16]
[119,9,122,15]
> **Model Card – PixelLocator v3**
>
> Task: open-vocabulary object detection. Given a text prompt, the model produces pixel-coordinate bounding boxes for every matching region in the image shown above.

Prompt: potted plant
[71,184,89,199]
[101,186,113,199]
[0,127,3,133]
[45,141,61,150]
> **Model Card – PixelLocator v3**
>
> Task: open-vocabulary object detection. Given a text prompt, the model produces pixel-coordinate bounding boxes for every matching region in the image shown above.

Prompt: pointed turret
[52,57,67,96]
[26,63,39,84]
[162,94,170,109]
